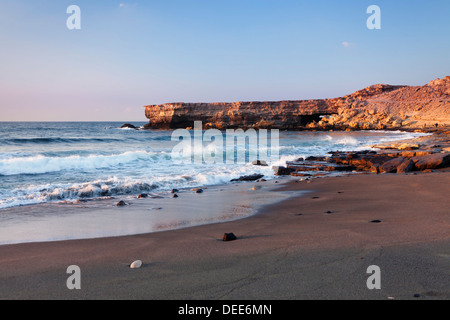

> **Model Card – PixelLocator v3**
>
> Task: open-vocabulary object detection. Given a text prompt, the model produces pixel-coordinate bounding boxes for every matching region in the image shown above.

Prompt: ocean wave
[0,177,161,209]
[0,137,123,145]
[0,151,168,176]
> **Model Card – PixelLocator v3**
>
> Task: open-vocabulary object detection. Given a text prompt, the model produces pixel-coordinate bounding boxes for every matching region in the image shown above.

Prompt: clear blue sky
[1,0,449,121]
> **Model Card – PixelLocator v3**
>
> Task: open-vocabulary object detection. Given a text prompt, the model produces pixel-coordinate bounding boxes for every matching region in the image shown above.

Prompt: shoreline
[0,130,448,299]
[0,170,448,299]
[0,177,301,246]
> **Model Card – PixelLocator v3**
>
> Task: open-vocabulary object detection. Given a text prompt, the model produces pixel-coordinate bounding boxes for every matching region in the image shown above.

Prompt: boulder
[251,160,268,166]
[231,174,264,182]
[396,159,415,173]
[273,166,295,176]
[412,153,450,170]
[120,123,137,129]
[379,157,406,173]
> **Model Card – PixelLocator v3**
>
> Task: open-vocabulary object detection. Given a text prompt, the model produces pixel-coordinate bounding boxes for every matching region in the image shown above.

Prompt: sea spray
[0,122,430,209]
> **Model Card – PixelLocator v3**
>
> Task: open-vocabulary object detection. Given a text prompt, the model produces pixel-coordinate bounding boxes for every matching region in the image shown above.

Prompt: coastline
[0,170,448,300]
[0,130,448,299]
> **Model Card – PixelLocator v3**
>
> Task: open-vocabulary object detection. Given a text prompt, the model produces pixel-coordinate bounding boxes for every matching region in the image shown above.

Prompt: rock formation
[275,132,450,175]
[143,76,450,131]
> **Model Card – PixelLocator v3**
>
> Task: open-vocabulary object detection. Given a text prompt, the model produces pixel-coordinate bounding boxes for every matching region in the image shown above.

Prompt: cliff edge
[144,76,450,131]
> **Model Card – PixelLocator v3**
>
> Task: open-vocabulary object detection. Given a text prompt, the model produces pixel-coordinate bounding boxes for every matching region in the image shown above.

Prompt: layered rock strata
[144,77,450,131]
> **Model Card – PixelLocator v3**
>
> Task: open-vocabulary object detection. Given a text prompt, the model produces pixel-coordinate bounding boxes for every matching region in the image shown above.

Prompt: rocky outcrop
[144,100,338,130]
[144,76,450,131]
[315,76,450,131]
[276,133,450,176]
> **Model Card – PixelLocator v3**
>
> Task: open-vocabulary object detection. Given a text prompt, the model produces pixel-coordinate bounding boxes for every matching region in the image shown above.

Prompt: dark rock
[120,123,137,129]
[173,194,179,198]
[223,233,238,241]
[195,189,204,194]
[116,200,126,206]
[396,159,415,173]
[141,122,153,130]
[273,166,296,176]
[370,219,382,223]
[291,172,312,177]
[137,194,148,199]
[171,189,179,193]
[306,156,328,161]
[251,160,268,166]
[325,211,333,214]
[379,157,406,173]
[231,174,264,182]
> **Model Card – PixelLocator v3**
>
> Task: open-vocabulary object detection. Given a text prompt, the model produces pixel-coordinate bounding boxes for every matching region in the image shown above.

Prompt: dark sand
[0,172,449,300]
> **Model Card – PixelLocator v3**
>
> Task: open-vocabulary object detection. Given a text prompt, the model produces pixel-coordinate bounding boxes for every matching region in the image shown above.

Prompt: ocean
[0,121,433,244]
[0,122,429,210]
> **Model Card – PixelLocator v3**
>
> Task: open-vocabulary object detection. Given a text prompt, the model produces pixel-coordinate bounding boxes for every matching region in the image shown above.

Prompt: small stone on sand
[130,260,143,269]
[223,233,237,241]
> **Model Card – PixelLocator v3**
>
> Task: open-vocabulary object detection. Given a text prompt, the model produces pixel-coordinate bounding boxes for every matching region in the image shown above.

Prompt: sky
[0,0,449,121]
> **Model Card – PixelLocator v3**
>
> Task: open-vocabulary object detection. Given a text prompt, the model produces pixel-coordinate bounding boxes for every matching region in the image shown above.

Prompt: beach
[0,170,448,300]
[2,0,450,303]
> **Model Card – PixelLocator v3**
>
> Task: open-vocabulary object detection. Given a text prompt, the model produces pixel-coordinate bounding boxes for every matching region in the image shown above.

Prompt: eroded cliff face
[144,77,450,130]
[144,99,339,130]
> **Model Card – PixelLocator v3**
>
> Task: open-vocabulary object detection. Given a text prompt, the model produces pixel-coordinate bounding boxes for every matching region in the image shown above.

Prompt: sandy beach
[0,170,448,300]
[2,0,450,304]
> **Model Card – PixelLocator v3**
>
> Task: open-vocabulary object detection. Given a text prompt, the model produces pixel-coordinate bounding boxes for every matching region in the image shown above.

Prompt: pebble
[130,260,143,269]
[173,194,179,198]
[370,219,382,223]
[116,200,127,206]
[223,233,238,242]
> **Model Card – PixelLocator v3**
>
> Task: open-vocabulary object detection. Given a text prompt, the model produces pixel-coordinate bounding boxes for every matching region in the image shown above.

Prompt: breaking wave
[0,151,168,176]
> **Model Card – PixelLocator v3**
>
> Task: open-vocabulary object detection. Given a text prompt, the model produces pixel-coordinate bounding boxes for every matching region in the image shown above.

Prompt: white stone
[130,260,143,269]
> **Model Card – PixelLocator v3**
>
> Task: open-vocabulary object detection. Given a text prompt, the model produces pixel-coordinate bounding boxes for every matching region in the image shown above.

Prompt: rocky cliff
[144,76,450,131]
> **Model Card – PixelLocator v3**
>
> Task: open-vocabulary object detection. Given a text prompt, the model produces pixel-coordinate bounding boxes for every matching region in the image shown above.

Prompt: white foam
[0,151,162,176]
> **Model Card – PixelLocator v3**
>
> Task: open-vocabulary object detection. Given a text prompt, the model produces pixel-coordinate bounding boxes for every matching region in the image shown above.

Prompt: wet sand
[0,171,449,300]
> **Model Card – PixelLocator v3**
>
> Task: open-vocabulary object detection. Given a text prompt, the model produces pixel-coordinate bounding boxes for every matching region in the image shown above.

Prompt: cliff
[144,76,450,131]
